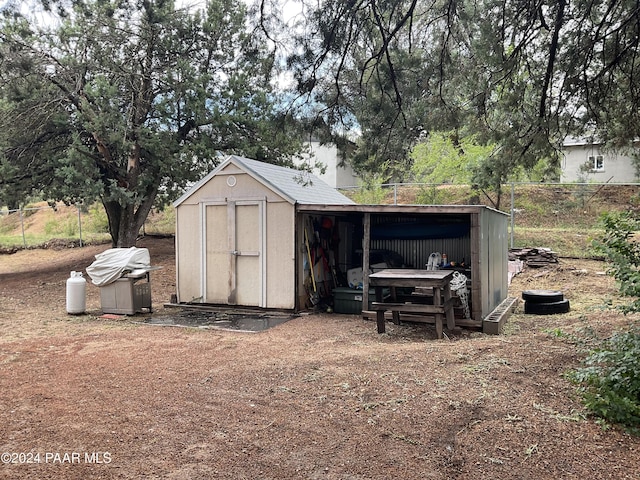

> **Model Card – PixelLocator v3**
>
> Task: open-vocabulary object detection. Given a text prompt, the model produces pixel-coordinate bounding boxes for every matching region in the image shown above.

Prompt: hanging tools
[304,227,320,305]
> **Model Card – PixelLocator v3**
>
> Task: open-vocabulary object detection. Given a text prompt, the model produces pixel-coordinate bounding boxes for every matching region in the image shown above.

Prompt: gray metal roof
[173,154,355,207]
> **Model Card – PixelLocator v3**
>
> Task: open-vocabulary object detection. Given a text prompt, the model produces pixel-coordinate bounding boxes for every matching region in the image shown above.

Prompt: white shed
[172,155,354,310]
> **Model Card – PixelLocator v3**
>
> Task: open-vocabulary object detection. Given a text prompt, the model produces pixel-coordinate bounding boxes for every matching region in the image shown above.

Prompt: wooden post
[227,201,237,305]
[362,213,371,313]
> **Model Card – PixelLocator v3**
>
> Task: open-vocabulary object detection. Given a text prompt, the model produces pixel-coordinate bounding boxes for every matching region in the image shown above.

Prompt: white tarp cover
[86,247,151,287]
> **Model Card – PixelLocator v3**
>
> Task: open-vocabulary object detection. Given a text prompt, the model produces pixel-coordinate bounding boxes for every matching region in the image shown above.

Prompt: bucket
[66,271,86,314]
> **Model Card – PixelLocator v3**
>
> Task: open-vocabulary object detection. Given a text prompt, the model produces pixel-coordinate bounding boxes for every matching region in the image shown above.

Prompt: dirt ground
[0,236,639,479]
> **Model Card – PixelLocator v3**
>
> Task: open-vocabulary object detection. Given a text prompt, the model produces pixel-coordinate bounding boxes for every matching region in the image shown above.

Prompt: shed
[173,156,510,333]
[173,155,355,310]
[294,204,510,332]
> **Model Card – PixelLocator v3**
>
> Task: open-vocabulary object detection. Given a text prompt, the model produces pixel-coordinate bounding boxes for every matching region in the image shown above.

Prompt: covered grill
[86,247,159,315]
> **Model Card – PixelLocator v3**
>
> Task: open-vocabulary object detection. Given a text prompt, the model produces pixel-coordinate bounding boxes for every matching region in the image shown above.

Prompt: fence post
[19,207,26,248]
[77,205,83,247]
[510,183,515,249]
[394,183,398,205]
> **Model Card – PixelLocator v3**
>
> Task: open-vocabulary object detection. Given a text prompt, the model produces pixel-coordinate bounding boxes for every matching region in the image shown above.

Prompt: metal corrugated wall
[368,214,472,269]
[370,236,471,269]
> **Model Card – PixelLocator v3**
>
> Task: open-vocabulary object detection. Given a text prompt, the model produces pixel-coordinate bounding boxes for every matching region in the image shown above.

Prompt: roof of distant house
[563,136,600,147]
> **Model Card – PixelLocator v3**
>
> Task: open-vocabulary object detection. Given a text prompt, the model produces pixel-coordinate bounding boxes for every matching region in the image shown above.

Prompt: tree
[0,0,304,246]
[283,0,640,182]
[410,130,495,185]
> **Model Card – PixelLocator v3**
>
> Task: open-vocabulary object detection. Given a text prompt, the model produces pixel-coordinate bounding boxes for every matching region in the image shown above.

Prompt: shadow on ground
[141,308,298,332]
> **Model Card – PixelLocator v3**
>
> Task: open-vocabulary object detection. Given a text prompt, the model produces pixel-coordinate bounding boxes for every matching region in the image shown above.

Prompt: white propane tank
[66,271,86,314]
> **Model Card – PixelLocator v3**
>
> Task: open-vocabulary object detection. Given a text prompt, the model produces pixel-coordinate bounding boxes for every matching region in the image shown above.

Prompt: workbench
[368,269,456,339]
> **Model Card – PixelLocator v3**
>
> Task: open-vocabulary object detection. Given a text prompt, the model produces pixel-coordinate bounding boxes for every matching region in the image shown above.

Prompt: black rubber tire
[522,289,565,303]
[524,299,570,315]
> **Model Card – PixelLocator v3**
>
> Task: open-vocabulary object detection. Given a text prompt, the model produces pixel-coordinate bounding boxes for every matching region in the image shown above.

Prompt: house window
[589,155,604,172]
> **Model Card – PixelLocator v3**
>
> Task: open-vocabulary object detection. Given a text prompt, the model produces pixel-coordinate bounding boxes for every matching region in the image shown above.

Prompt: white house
[561,137,638,183]
[297,139,360,188]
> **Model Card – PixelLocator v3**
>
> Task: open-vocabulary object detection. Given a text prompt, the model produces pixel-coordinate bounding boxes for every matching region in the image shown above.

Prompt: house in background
[561,137,638,182]
[296,138,360,188]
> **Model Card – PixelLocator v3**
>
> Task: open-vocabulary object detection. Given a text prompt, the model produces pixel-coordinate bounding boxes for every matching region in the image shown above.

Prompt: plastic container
[66,271,87,314]
[333,287,390,314]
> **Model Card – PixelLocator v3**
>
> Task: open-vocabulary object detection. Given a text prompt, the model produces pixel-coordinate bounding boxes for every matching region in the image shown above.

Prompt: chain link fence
[338,182,640,255]
[0,203,174,249]
[1,184,637,252]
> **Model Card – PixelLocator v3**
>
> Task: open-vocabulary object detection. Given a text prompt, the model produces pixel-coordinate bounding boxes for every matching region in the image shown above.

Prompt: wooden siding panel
[196,168,288,204]
[205,204,229,304]
[235,203,262,306]
[176,205,202,303]
[266,202,296,309]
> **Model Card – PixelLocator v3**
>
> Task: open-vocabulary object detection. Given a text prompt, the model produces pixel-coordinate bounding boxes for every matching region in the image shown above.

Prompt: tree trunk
[102,187,159,247]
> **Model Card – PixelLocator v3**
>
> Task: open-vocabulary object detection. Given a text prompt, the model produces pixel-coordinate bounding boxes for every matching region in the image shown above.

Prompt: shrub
[21,203,40,218]
[86,203,110,233]
[44,218,62,236]
[415,185,444,205]
[575,209,640,433]
[592,210,640,313]
[568,328,640,434]
[351,171,389,204]
[62,217,78,237]
[44,216,78,237]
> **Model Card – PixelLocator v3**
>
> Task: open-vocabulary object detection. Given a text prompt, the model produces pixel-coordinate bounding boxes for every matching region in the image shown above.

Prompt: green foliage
[592,210,640,313]
[44,216,77,237]
[143,205,176,234]
[527,157,561,182]
[287,0,640,193]
[351,170,389,204]
[21,204,39,218]
[86,203,109,234]
[581,208,640,432]
[0,0,304,247]
[410,130,495,185]
[415,185,444,205]
[568,328,640,434]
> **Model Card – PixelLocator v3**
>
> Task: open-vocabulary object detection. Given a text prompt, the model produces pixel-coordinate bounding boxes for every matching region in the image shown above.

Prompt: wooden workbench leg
[443,283,455,331]
[387,286,400,324]
[375,286,383,302]
[435,313,443,339]
[376,309,386,334]
[433,286,443,339]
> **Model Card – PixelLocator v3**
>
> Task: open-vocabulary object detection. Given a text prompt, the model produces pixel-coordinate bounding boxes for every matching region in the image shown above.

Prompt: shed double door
[204,200,265,307]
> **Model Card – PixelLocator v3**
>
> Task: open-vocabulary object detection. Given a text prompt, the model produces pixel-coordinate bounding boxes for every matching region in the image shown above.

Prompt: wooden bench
[369,269,456,339]
[371,299,456,339]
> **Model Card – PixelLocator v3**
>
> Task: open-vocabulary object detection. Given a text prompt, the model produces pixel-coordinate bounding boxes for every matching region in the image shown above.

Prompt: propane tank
[66,271,86,314]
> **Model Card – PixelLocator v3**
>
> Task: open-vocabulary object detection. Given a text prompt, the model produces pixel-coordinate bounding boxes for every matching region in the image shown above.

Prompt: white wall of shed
[174,163,296,309]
